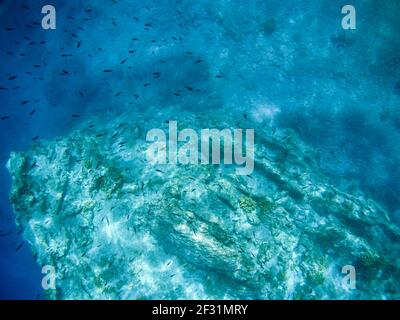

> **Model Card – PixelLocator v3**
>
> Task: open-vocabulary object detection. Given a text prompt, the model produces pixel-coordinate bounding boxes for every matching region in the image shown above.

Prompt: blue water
[0,0,399,299]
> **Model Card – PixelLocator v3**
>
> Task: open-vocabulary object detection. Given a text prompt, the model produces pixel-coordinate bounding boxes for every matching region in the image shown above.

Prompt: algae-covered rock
[6,109,400,299]
[239,197,257,214]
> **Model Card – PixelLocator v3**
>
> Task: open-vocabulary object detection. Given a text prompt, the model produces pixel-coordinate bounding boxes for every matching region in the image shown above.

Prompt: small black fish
[21,100,29,105]
[77,41,82,48]
[0,231,12,237]
[8,76,16,80]
[32,136,39,141]
[16,242,24,251]
[103,69,112,73]
[5,27,14,31]
[72,114,80,118]
[120,58,128,64]
[185,86,194,91]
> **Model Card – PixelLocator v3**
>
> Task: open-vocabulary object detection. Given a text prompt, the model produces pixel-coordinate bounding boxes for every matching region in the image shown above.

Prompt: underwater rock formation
[7,109,400,299]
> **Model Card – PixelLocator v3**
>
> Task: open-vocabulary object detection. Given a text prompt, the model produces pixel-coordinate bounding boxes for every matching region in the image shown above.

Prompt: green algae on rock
[6,109,400,300]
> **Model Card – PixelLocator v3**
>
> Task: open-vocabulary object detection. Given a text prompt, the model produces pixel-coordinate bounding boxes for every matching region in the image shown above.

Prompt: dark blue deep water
[0,0,399,299]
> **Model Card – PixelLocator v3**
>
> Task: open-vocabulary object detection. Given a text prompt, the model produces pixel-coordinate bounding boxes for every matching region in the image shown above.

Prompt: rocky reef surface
[6,108,400,299]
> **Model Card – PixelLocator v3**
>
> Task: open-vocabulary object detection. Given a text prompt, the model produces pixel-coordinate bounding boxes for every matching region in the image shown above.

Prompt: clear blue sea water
[0,0,399,299]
